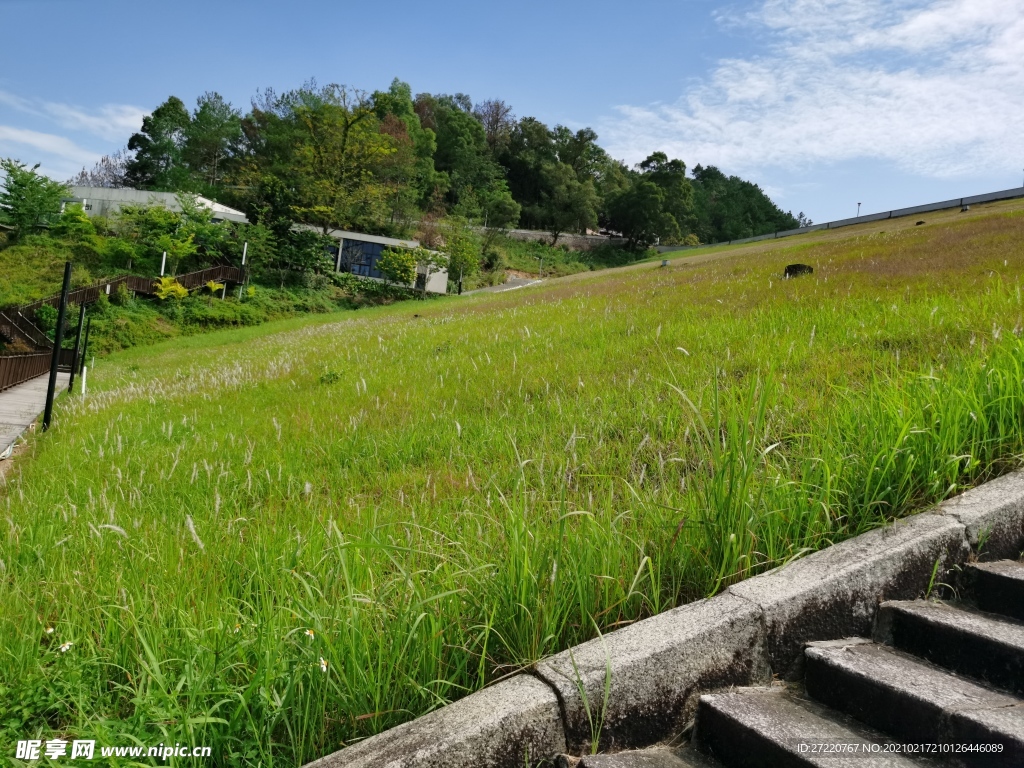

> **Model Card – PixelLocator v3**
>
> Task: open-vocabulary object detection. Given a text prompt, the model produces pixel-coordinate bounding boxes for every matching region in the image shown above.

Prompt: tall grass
[1,209,1023,765]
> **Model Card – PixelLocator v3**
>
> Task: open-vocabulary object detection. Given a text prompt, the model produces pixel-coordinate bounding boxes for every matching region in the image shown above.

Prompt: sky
[1,0,1022,223]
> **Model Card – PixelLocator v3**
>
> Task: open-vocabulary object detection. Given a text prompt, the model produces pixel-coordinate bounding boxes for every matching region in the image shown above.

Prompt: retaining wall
[501,229,628,251]
[306,469,1024,767]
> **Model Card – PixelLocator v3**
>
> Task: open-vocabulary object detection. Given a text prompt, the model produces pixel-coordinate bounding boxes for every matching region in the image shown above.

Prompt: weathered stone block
[534,593,768,754]
[727,512,968,677]
[305,674,566,768]
[937,470,1024,560]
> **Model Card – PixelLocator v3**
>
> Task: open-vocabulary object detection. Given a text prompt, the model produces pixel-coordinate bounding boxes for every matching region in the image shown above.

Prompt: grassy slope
[3,200,1024,764]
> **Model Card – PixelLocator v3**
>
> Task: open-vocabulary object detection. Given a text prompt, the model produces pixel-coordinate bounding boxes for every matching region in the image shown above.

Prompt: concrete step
[574,747,718,767]
[876,600,1024,694]
[969,561,1024,622]
[805,639,1024,767]
[692,686,935,767]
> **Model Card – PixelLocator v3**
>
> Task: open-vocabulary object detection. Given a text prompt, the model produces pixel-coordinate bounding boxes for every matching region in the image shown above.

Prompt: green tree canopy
[125,96,192,191]
[0,158,68,241]
[375,246,417,286]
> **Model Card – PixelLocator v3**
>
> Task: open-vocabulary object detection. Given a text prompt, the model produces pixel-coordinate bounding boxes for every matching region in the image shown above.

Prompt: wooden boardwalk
[0,373,69,458]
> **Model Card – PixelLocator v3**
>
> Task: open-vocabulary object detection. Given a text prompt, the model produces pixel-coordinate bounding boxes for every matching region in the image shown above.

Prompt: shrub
[112,282,134,307]
[34,304,57,335]
[153,277,189,301]
[376,248,416,286]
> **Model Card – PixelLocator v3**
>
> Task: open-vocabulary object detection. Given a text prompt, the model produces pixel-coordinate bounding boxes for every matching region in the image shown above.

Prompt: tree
[552,126,603,178]
[440,216,479,288]
[417,93,504,215]
[376,247,416,286]
[69,148,131,188]
[264,228,334,288]
[125,96,191,191]
[181,92,242,193]
[473,99,515,153]
[478,180,520,250]
[690,164,799,243]
[290,86,395,233]
[607,181,680,250]
[0,159,68,241]
[540,163,598,245]
[373,79,445,211]
[637,152,695,239]
[499,117,557,229]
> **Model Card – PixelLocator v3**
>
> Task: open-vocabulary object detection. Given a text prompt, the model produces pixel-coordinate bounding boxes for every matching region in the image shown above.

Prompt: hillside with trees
[71,79,803,250]
[1,78,806,356]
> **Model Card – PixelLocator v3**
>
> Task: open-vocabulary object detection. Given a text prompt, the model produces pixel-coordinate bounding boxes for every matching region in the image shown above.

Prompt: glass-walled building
[323,229,448,294]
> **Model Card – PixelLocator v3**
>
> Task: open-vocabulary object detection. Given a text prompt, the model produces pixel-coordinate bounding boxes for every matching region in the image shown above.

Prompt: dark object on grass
[916,220,925,225]
[784,264,813,279]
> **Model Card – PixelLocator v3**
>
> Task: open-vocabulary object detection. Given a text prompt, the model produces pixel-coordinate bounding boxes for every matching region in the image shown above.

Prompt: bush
[112,282,134,307]
[376,248,416,286]
[153,277,189,301]
[35,304,57,335]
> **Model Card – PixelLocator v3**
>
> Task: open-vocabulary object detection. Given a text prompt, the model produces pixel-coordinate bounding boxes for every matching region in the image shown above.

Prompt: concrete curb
[305,675,566,768]
[727,512,968,679]
[306,471,1024,767]
[534,593,768,754]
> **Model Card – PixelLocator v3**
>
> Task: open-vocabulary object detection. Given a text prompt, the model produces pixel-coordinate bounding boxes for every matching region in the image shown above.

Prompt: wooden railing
[15,265,244,316]
[0,352,51,393]
[1,265,245,391]
[0,311,53,349]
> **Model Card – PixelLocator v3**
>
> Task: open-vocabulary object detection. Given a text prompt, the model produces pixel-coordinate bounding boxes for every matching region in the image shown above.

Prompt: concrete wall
[502,228,628,251]
[658,185,1024,254]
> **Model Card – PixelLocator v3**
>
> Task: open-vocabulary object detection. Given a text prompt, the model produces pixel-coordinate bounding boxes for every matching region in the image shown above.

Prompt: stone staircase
[566,560,1024,768]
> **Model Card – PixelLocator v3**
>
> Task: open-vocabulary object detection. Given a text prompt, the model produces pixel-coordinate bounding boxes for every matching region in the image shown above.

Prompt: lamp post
[857,202,862,217]
[535,255,543,279]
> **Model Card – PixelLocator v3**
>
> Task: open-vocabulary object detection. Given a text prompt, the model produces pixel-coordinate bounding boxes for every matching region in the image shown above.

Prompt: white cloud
[0,90,146,142]
[601,0,1024,180]
[0,125,99,164]
[0,125,101,180]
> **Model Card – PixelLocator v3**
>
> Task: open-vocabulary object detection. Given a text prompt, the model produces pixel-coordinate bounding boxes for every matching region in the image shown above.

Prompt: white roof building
[66,186,249,224]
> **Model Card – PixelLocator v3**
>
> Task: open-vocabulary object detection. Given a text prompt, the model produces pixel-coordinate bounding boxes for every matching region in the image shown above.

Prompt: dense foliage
[69,78,803,247]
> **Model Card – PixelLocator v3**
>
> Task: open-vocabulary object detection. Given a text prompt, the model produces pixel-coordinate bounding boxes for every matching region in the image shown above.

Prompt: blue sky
[1,0,1022,223]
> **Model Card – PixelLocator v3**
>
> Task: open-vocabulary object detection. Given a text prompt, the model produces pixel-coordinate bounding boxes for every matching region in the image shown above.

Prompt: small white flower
[233,624,241,634]
[304,629,315,639]
[59,642,73,653]
[45,627,54,634]
[319,657,328,673]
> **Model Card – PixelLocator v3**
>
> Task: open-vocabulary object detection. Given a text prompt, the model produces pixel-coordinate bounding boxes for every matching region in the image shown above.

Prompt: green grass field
[3,201,1024,765]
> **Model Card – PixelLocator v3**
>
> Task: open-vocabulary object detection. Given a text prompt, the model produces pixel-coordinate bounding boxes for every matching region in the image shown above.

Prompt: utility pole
[42,262,72,432]
[67,302,86,392]
[857,202,862,217]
